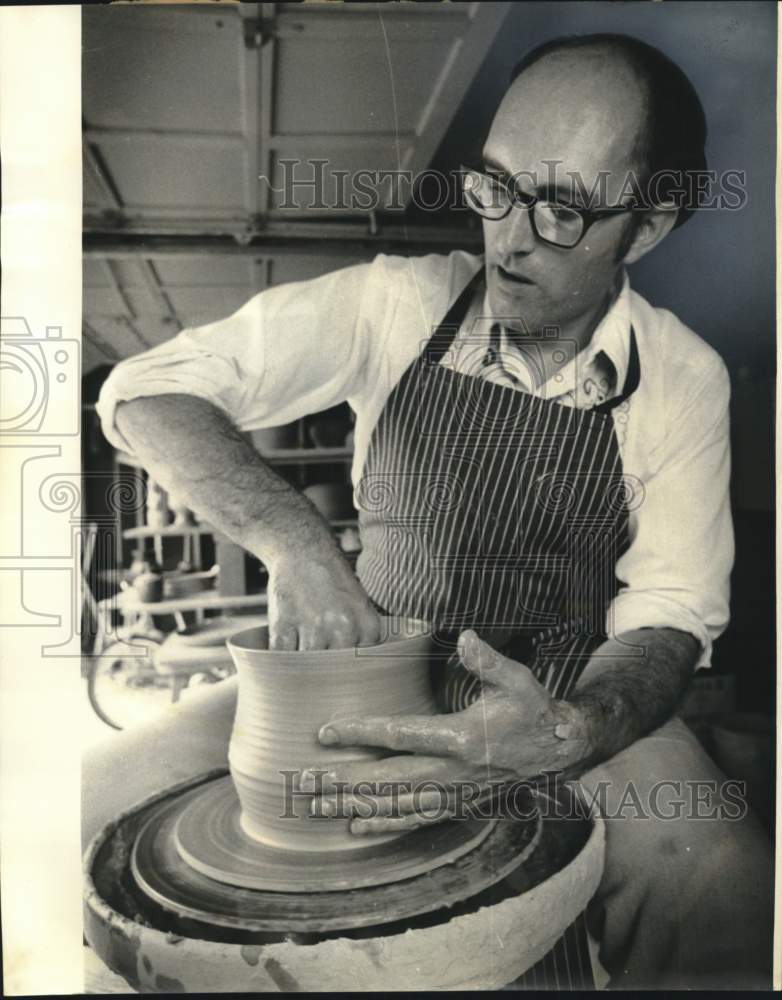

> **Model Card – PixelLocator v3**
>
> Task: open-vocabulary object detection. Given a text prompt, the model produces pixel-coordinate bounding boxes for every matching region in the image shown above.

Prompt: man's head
[480,33,707,336]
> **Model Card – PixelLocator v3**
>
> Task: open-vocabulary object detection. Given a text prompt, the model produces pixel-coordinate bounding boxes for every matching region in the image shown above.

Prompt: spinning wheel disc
[130,773,543,934]
[171,775,495,893]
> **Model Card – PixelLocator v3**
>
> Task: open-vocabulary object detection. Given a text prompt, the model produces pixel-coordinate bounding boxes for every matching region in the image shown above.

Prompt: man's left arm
[313,354,732,829]
[551,627,700,777]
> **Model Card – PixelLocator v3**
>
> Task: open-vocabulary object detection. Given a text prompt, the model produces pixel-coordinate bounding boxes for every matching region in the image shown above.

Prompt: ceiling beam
[83,227,483,259]
[84,215,480,241]
[83,214,484,258]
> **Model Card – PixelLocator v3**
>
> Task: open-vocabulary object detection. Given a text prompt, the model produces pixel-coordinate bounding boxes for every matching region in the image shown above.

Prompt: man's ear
[622,207,679,265]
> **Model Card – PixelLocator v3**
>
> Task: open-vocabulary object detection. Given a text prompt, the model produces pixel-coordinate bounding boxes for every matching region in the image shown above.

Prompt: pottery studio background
[79,3,776,821]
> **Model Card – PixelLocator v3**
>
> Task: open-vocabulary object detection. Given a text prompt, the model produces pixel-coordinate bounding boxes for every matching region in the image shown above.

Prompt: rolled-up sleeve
[608,357,734,669]
[96,261,376,455]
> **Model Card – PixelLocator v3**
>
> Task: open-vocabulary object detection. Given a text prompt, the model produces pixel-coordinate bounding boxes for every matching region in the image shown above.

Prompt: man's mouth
[494,263,534,286]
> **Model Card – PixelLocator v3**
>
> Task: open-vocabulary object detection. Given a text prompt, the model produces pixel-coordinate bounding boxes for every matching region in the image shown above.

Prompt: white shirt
[97,251,733,669]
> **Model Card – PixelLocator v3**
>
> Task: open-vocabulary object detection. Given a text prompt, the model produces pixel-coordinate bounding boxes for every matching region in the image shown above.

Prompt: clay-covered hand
[309,630,590,834]
[267,545,381,651]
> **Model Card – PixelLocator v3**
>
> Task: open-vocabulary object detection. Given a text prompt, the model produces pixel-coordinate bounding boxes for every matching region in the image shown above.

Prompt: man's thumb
[457,629,520,689]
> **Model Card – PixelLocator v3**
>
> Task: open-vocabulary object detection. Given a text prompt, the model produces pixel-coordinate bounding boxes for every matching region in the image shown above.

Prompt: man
[91,34,771,988]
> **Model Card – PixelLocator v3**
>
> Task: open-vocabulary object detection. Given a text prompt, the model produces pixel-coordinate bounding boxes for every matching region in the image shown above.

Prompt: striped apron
[355,266,641,988]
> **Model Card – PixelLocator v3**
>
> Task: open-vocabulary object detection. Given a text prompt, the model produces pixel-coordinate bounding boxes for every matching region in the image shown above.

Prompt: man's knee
[580,717,772,987]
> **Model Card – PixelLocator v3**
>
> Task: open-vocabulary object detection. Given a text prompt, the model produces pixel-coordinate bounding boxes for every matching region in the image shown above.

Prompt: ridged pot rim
[226,616,432,660]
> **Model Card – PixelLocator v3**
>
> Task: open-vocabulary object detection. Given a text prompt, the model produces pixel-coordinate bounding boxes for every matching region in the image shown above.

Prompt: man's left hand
[306,629,589,835]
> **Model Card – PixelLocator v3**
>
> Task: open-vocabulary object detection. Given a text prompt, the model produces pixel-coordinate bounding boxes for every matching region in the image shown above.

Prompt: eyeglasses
[461,166,633,249]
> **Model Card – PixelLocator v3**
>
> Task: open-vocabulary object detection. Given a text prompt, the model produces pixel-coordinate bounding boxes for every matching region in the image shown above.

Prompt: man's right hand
[266,546,382,651]
[112,396,381,650]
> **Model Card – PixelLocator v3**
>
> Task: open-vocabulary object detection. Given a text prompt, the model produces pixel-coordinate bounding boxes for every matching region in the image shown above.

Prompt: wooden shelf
[124,518,356,540]
[99,589,267,616]
[261,447,353,465]
[123,523,215,539]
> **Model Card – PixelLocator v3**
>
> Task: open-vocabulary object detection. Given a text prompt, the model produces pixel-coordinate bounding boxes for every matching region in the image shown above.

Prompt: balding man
[93,33,772,988]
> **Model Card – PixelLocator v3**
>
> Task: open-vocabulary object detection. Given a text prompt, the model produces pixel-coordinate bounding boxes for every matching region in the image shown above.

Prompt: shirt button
[617,413,628,423]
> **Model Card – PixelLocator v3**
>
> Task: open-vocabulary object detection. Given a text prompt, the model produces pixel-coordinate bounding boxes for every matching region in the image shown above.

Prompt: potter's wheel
[129,772,537,933]
[151,774,495,893]
[85,769,604,992]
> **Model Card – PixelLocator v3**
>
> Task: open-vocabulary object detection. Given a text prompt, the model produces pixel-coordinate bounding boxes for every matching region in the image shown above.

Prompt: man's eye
[546,203,579,222]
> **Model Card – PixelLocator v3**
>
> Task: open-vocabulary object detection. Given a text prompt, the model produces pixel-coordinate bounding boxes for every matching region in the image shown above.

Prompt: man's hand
[305,630,587,834]
[268,543,381,651]
[305,626,698,834]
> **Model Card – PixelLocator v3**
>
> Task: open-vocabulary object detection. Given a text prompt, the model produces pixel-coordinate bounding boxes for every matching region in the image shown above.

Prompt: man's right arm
[114,393,380,650]
[99,262,386,649]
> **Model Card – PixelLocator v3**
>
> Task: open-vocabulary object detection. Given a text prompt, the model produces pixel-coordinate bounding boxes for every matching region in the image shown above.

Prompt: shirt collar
[476,269,633,398]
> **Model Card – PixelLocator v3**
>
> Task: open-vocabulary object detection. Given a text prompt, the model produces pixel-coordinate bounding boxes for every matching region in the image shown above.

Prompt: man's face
[481,49,647,335]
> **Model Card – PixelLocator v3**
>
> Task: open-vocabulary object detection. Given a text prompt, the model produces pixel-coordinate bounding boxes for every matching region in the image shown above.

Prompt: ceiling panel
[82,6,244,134]
[153,257,256,287]
[273,38,458,135]
[82,3,511,371]
[268,147,417,213]
[99,140,247,216]
[88,317,154,357]
[83,259,112,288]
[83,286,127,316]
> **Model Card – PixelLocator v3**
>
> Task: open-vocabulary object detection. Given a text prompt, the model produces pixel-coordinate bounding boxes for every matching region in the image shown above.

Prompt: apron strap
[424,266,485,364]
[593,326,640,412]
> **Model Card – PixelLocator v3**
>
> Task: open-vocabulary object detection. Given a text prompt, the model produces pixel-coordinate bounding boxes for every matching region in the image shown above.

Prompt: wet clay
[226,618,438,852]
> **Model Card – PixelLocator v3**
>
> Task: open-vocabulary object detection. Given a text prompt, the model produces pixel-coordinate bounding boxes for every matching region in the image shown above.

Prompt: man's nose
[496,203,537,257]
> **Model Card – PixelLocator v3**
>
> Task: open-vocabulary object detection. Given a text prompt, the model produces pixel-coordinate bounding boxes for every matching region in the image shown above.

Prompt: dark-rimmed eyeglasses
[461,166,633,250]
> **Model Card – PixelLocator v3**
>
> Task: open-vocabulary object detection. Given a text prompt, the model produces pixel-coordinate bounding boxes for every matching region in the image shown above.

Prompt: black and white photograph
[0,1,778,993]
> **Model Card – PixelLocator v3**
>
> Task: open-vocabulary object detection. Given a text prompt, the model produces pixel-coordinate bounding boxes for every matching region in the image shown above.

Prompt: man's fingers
[318,785,493,818]
[319,715,464,755]
[357,610,382,647]
[309,754,466,791]
[457,629,535,693]
[269,622,298,651]
[318,788,449,817]
[350,808,454,836]
[297,622,329,651]
[325,622,360,649]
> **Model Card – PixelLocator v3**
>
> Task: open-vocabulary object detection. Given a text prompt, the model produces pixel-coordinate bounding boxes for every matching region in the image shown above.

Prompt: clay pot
[303,482,354,521]
[133,572,163,604]
[226,619,436,851]
[163,565,219,599]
